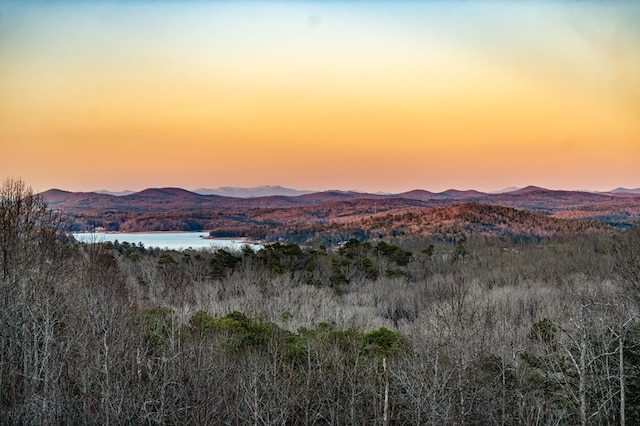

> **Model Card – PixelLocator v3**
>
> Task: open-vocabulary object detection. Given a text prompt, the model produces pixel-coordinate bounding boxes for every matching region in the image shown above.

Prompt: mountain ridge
[193,185,313,198]
[40,185,638,212]
[52,185,640,198]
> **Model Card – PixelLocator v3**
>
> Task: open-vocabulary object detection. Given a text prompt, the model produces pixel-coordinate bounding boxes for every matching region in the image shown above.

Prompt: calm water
[73,232,263,251]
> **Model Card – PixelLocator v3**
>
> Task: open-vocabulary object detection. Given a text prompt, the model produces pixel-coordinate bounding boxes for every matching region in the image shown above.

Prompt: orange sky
[1,1,639,193]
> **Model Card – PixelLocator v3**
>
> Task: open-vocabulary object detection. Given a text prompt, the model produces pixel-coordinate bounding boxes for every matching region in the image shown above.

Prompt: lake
[73,232,263,252]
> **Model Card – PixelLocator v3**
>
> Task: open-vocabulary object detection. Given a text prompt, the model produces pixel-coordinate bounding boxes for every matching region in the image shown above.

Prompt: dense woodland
[3,177,640,425]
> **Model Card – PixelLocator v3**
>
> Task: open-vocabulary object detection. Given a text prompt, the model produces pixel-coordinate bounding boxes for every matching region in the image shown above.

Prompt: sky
[1,0,639,194]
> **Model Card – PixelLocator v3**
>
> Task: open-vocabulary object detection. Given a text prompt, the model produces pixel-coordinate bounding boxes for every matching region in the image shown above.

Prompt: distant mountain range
[192,185,314,198]
[609,187,640,196]
[42,184,640,241]
[88,185,640,199]
[42,185,640,215]
[92,185,313,198]
[93,189,136,196]
[92,185,640,198]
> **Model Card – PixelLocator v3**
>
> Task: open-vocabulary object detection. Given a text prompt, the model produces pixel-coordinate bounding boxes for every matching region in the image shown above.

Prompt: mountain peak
[511,185,550,195]
[131,187,201,198]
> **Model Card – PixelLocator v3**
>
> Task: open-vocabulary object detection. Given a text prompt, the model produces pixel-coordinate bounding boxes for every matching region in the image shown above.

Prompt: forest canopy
[1,177,640,424]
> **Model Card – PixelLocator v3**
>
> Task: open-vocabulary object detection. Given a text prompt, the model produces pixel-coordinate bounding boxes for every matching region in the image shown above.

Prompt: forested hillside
[3,178,640,424]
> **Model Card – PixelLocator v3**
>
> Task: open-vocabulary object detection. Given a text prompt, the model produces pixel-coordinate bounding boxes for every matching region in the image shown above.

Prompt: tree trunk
[383,357,389,426]
[620,333,625,426]
[579,327,587,426]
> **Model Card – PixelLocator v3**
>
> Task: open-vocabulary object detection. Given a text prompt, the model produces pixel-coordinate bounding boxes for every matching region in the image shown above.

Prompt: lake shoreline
[77,230,265,244]
[72,231,264,251]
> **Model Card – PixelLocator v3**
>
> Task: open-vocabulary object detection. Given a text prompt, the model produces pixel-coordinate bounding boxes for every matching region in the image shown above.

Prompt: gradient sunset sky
[1,0,639,193]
